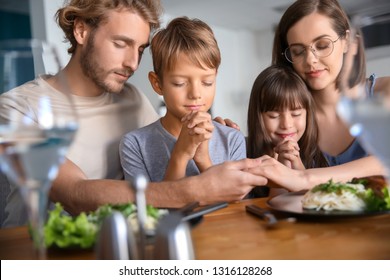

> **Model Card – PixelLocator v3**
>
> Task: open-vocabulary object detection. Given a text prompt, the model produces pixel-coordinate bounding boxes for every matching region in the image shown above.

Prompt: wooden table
[1,198,390,260]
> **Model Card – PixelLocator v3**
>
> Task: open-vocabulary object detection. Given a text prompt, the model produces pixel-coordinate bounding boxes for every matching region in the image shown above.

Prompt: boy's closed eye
[202,82,214,87]
[202,81,214,87]
[172,82,186,87]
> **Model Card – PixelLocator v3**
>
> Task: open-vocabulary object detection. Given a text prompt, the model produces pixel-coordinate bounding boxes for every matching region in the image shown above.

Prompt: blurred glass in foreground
[0,39,78,259]
[337,13,390,179]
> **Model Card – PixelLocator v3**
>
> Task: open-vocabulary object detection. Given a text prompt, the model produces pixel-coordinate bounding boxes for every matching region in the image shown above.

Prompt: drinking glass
[0,39,78,259]
[337,14,390,179]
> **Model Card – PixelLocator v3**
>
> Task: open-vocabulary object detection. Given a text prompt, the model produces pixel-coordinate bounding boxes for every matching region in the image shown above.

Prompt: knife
[178,201,200,215]
[245,204,279,228]
[182,202,228,222]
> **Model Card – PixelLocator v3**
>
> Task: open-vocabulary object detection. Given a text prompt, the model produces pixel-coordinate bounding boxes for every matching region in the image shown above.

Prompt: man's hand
[192,158,268,205]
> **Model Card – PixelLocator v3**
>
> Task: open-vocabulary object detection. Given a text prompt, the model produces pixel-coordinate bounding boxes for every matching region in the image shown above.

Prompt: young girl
[248,64,328,169]
[120,17,246,182]
[247,65,328,196]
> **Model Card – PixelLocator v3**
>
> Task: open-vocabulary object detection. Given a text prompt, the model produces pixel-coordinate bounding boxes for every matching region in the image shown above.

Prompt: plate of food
[267,176,390,218]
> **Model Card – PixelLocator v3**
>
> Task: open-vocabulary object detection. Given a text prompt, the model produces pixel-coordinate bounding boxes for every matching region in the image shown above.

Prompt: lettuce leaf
[362,187,390,211]
[44,203,97,249]
[44,202,165,249]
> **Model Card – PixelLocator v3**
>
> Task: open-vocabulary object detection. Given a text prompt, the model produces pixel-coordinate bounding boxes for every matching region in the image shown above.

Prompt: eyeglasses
[283,36,341,63]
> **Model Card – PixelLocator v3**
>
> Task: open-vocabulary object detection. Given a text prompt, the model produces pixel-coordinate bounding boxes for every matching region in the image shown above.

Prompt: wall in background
[0,10,31,40]
[29,0,70,68]
[0,9,33,91]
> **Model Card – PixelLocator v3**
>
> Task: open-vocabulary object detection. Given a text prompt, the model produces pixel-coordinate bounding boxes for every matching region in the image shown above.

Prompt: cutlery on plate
[245,204,296,228]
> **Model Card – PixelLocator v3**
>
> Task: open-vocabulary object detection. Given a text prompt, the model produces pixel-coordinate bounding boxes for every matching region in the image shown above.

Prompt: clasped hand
[273,138,305,170]
[177,111,214,164]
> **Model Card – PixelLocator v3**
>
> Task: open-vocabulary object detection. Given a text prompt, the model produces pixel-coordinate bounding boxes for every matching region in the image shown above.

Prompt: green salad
[44,202,166,249]
[351,178,390,211]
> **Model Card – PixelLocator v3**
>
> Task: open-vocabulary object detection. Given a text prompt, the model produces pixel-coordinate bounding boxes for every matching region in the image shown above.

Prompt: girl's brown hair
[56,0,162,54]
[247,65,328,168]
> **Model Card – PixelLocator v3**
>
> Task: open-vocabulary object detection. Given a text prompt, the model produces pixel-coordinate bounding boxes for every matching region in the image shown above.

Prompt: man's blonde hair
[56,0,162,54]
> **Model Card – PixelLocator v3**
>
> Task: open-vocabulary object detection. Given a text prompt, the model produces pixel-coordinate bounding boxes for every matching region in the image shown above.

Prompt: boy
[120,17,246,182]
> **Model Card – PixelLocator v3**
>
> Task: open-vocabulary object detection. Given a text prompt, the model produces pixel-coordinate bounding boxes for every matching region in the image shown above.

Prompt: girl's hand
[274,138,305,170]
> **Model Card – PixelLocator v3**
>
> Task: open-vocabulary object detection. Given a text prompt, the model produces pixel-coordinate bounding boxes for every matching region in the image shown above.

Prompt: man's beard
[80,35,132,94]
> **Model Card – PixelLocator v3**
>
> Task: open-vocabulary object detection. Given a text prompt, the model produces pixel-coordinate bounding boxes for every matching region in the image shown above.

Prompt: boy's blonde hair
[150,16,221,80]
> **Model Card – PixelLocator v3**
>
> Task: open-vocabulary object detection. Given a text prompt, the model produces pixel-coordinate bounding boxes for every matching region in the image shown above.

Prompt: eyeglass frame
[282,36,341,64]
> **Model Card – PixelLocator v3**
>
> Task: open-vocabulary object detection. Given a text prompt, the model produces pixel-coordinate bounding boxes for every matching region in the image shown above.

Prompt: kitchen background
[1,0,389,134]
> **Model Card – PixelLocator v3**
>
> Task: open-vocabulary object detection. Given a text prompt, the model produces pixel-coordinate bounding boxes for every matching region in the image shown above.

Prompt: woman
[253,0,389,192]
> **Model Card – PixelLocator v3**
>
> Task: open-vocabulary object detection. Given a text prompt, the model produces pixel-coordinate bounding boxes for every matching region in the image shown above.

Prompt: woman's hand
[213,116,240,130]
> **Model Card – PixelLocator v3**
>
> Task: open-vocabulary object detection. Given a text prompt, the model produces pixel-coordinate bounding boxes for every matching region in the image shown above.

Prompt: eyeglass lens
[285,38,335,63]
